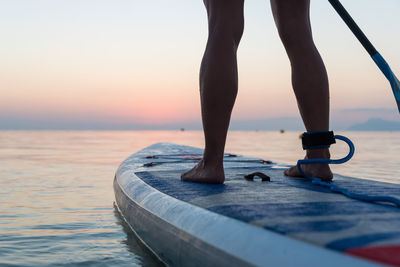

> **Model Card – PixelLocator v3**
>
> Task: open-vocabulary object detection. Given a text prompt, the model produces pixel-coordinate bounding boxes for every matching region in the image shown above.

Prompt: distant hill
[348,118,400,131]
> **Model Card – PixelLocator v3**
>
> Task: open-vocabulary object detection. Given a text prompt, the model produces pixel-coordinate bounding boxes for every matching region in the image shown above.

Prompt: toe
[284,168,289,176]
[181,169,192,180]
[284,165,301,178]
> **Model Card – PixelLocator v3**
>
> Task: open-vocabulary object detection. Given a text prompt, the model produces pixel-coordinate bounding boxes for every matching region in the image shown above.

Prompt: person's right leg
[181,0,244,184]
[271,0,333,180]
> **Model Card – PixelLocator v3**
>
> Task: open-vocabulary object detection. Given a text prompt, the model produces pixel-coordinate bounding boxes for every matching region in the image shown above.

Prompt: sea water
[1,130,399,266]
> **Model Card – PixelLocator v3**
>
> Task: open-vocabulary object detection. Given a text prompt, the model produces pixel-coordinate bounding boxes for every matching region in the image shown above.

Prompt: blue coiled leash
[297,134,400,207]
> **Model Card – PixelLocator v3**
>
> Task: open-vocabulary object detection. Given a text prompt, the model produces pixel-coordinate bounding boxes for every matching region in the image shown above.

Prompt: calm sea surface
[1,130,399,266]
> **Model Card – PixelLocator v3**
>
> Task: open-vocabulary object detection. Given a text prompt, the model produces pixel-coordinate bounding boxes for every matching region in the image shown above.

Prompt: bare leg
[181,0,244,184]
[271,0,333,180]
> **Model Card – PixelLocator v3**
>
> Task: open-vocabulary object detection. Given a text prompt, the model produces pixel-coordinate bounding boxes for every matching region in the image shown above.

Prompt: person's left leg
[181,0,244,184]
[270,0,332,180]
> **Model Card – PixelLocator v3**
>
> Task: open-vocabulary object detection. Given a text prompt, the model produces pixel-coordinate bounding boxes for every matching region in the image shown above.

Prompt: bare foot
[181,160,225,184]
[284,148,333,181]
[284,161,333,181]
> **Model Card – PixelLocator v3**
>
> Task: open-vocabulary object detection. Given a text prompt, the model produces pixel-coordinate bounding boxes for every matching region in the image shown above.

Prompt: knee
[276,22,312,52]
[272,0,313,53]
[275,19,314,54]
[204,0,244,46]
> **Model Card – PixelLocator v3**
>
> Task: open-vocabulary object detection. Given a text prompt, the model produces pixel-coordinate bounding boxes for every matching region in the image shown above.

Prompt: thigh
[203,0,244,20]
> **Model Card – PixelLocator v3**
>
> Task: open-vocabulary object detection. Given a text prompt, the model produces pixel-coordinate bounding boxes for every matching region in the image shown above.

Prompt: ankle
[306,148,330,159]
[203,148,224,166]
[201,154,223,167]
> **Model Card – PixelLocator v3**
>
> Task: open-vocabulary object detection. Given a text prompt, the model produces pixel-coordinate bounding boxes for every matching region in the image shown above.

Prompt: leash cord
[297,135,400,207]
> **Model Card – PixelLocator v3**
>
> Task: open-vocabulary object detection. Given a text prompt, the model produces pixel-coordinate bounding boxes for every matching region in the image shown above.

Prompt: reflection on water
[0,130,398,266]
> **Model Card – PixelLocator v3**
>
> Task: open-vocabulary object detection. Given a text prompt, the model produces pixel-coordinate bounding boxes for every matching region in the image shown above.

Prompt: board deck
[114,142,400,266]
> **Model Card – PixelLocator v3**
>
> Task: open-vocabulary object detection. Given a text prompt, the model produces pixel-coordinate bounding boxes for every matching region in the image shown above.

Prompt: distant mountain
[347,118,400,131]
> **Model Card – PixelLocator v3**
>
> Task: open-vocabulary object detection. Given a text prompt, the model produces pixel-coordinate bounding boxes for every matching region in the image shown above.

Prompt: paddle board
[114,142,400,266]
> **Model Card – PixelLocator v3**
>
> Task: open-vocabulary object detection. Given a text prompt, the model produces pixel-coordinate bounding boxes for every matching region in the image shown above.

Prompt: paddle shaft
[329,0,400,113]
[328,0,377,56]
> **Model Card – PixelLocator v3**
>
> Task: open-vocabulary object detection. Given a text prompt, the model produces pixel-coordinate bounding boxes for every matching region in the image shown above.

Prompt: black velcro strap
[302,131,336,150]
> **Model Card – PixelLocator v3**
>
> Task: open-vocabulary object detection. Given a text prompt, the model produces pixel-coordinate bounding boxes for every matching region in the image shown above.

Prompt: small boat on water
[114,142,400,266]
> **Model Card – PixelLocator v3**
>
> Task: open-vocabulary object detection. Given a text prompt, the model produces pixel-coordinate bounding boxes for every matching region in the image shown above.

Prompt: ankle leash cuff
[302,131,336,150]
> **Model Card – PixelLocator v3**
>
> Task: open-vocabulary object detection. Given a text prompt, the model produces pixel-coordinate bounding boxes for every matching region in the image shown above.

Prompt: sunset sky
[1,0,399,129]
